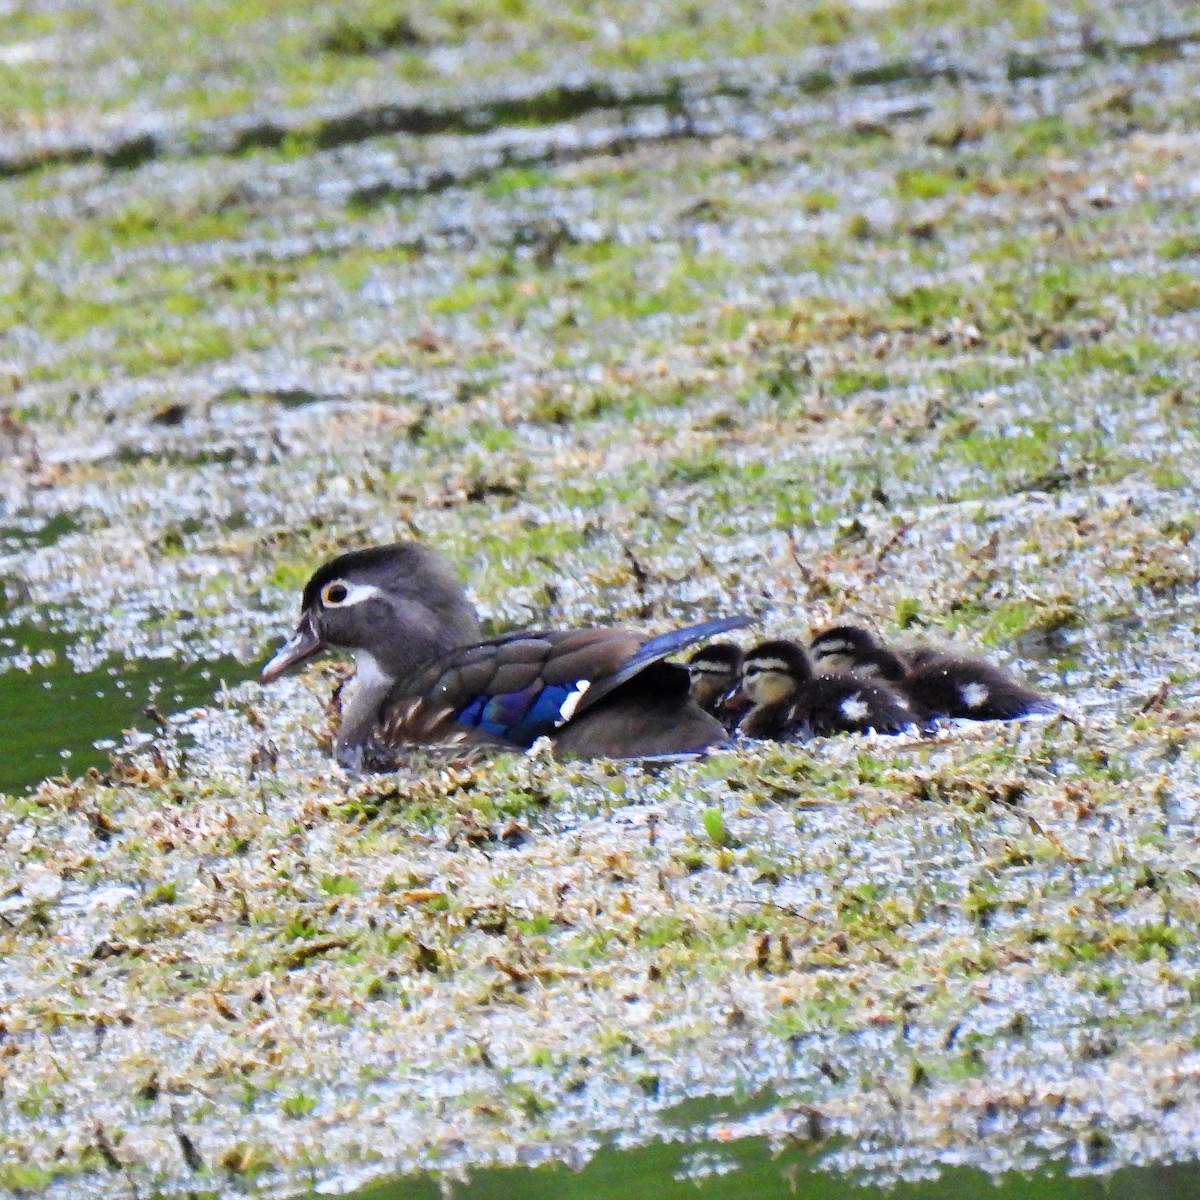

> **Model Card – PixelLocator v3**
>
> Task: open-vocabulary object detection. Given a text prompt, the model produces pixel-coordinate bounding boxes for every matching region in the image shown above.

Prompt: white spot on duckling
[960,682,990,710]
[841,696,869,722]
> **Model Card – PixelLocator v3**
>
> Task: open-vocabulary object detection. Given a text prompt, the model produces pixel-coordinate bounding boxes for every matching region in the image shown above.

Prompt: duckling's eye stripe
[814,640,849,654]
[322,581,383,608]
[746,658,791,675]
[690,663,730,676]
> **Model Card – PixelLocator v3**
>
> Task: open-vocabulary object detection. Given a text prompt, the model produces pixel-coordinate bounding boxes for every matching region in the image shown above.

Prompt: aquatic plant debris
[3,0,1200,1196]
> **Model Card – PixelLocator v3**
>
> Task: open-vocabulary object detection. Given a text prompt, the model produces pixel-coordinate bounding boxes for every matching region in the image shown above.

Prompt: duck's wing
[379,617,754,752]
[378,628,620,749]
[571,615,755,715]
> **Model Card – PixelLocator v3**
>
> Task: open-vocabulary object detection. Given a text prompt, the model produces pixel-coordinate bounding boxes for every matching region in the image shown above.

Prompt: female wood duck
[731,639,918,740]
[261,542,753,764]
[808,624,1055,721]
[686,641,744,727]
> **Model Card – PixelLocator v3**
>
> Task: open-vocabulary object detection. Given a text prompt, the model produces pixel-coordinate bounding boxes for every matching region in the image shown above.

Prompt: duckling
[734,639,918,740]
[686,641,744,727]
[809,624,1055,721]
[262,541,754,764]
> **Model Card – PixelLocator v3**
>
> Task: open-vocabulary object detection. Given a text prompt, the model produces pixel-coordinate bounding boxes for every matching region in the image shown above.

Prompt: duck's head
[263,542,482,684]
[686,641,744,712]
[809,624,889,677]
[262,543,483,760]
[737,639,813,708]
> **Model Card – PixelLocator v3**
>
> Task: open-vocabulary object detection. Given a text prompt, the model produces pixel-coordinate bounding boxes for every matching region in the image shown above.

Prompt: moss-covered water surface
[3,0,1200,1197]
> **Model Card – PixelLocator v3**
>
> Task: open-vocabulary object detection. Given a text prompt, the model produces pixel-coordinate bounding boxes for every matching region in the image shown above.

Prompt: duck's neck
[336,599,483,764]
[335,650,398,764]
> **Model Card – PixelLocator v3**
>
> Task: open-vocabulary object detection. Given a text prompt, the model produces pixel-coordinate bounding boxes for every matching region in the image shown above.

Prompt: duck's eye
[322,581,349,606]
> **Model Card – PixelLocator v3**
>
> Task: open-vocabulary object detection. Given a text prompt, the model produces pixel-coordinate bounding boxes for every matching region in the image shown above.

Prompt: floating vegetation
[3,0,1200,1197]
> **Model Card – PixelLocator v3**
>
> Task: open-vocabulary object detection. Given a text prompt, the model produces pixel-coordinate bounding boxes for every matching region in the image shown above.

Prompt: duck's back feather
[378,617,751,755]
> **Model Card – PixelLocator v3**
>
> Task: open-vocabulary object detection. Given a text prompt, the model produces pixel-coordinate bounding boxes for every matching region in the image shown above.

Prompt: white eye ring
[321,581,382,608]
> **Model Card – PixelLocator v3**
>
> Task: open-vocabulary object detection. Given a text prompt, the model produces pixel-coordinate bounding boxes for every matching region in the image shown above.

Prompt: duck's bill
[262,615,324,682]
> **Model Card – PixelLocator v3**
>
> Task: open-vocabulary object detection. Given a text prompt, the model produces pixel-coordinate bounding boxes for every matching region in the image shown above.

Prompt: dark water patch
[1007,53,1057,82]
[218,384,332,409]
[0,625,257,795]
[0,512,81,553]
[848,58,943,88]
[146,71,703,167]
[111,443,246,468]
[314,78,686,151]
[0,125,166,179]
[346,119,680,210]
[317,11,428,57]
[2,24,1197,180]
[1088,24,1200,62]
[148,400,190,427]
[345,1136,1200,1200]
[100,132,160,171]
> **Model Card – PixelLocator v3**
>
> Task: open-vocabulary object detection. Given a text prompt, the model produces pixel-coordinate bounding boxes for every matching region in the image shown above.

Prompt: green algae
[4,1,1200,1197]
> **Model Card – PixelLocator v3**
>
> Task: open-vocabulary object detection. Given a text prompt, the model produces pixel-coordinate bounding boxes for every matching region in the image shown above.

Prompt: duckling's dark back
[810,623,1054,722]
[801,674,918,737]
[902,647,1054,721]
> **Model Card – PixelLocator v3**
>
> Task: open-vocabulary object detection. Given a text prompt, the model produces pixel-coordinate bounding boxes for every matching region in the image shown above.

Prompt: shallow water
[0,624,257,793]
[350,1136,1200,1200]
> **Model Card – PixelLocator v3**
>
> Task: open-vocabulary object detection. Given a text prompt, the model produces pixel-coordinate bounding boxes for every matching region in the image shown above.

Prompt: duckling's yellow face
[811,648,858,676]
[741,657,797,706]
[810,635,868,678]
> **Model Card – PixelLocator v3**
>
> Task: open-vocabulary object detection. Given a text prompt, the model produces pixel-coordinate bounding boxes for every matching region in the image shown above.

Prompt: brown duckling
[733,639,918,740]
[686,641,744,728]
[809,624,1055,722]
